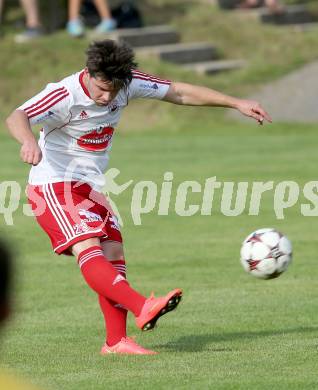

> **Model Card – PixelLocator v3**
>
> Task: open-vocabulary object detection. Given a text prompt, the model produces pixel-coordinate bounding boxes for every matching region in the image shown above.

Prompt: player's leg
[98,240,158,354]
[72,237,146,316]
[74,238,157,354]
[73,236,182,332]
[99,241,128,347]
[27,182,182,340]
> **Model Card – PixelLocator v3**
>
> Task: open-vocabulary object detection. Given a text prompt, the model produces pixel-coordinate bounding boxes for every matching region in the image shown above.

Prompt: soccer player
[6,40,271,355]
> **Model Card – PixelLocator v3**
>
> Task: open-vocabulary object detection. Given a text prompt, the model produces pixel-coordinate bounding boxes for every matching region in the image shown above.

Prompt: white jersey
[18,70,171,191]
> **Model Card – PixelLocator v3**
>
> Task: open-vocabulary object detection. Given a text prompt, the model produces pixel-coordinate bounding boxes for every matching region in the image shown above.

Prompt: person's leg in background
[93,0,116,33]
[67,0,116,37]
[264,0,284,14]
[0,0,4,27]
[15,0,42,43]
[67,0,85,37]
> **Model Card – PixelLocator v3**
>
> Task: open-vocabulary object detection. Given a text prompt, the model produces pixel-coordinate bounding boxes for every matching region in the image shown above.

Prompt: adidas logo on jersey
[79,110,89,119]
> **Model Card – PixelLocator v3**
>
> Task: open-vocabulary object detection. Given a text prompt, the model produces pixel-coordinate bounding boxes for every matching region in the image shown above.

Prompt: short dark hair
[0,239,11,307]
[86,40,138,90]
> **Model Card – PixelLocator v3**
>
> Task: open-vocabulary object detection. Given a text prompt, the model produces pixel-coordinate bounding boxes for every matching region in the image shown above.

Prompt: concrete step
[108,25,180,47]
[137,42,219,64]
[261,4,318,25]
[182,60,246,75]
[279,22,318,32]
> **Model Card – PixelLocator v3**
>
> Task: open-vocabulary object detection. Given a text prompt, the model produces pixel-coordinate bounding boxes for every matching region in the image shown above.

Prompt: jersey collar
[79,70,92,99]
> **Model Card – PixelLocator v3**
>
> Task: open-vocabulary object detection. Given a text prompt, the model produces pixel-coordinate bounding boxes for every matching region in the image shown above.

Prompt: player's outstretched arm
[6,110,42,165]
[163,82,272,125]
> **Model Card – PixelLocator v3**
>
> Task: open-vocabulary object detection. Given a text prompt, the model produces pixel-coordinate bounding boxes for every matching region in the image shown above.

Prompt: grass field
[1,1,318,389]
[1,122,318,389]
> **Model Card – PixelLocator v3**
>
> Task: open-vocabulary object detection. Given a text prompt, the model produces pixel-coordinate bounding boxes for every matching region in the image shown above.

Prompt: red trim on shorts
[54,230,108,255]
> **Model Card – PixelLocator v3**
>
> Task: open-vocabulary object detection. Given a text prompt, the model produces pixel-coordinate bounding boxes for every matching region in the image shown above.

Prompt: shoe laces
[121,336,137,345]
[149,292,155,300]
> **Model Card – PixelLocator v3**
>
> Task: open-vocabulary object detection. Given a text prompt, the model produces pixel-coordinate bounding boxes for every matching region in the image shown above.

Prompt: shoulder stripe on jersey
[25,89,68,115]
[23,87,66,111]
[132,70,170,81]
[132,70,171,84]
[132,75,171,85]
[27,92,69,119]
[133,74,171,83]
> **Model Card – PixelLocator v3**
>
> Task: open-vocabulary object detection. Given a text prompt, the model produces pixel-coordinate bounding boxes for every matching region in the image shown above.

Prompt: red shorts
[27,182,122,255]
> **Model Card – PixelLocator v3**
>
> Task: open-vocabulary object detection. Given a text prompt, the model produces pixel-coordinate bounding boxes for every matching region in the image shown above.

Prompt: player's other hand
[20,140,42,165]
[236,99,272,125]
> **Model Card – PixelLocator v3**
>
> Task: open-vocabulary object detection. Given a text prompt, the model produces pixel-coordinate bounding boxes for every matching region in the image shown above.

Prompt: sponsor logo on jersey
[35,110,55,123]
[109,215,120,231]
[108,100,119,114]
[73,221,90,234]
[79,110,89,119]
[77,126,114,151]
[78,209,102,222]
[140,83,159,90]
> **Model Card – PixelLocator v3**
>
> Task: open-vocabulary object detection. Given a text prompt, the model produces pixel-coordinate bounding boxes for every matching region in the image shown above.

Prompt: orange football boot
[101,337,157,355]
[136,288,182,331]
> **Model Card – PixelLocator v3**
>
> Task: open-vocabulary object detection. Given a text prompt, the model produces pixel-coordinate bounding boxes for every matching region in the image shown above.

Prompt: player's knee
[102,241,124,261]
[72,237,101,258]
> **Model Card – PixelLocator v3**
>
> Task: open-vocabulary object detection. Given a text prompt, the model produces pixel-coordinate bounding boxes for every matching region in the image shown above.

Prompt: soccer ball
[240,228,292,279]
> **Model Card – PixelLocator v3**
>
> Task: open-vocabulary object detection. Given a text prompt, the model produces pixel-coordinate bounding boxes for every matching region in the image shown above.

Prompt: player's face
[86,73,119,106]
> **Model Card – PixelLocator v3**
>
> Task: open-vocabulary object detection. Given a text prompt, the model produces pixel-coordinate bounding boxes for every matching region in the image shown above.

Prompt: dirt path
[230,61,318,123]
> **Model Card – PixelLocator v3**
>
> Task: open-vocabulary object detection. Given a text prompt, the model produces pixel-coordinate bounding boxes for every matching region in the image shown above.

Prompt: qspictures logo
[1,168,318,226]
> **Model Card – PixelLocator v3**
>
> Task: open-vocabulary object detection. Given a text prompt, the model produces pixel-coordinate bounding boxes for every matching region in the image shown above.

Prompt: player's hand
[20,140,42,165]
[236,99,272,125]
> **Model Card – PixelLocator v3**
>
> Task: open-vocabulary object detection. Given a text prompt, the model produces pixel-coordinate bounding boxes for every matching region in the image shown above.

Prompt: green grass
[2,2,318,389]
[1,122,318,390]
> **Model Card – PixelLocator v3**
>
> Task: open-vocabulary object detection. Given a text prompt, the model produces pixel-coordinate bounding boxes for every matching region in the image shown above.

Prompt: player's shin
[99,295,128,347]
[98,259,128,347]
[78,246,146,316]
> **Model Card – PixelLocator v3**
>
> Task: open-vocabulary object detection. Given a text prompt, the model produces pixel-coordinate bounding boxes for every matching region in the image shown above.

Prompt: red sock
[78,246,145,316]
[99,296,127,346]
[98,260,127,347]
